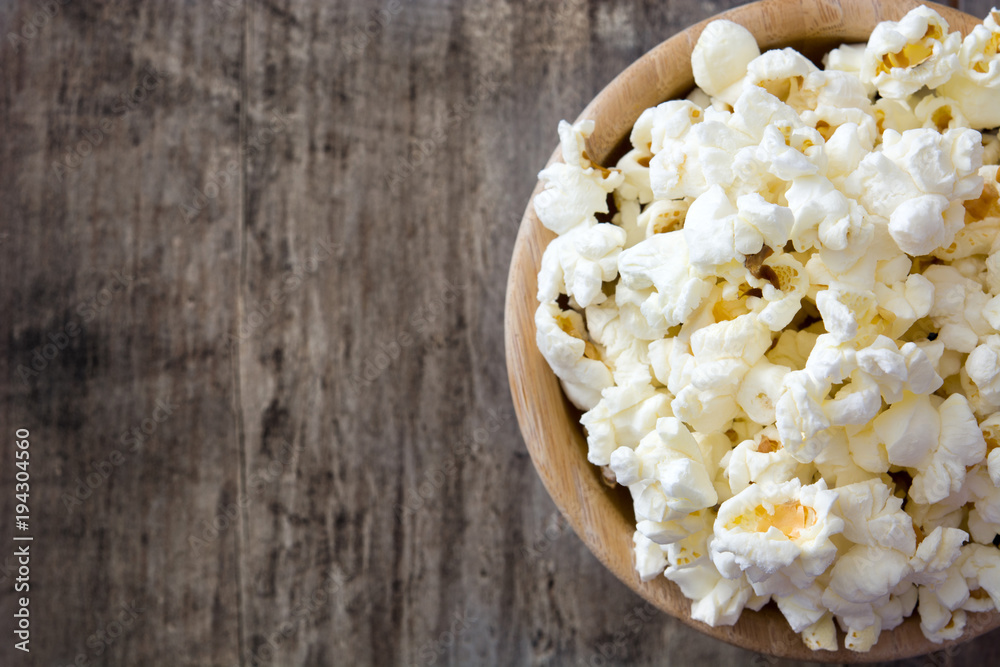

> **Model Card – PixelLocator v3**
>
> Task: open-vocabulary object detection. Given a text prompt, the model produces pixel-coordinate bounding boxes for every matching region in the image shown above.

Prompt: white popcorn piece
[691,20,760,104]
[800,612,838,651]
[733,193,794,256]
[617,231,714,330]
[646,100,705,155]
[723,426,808,494]
[672,314,773,432]
[767,329,818,370]
[537,223,627,309]
[873,273,934,338]
[633,530,668,581]
[648,106,756,201]
[610,417,718,524]
[814,288,881,344]
[745,48,820,111]
[798,71,877,145]
[712,479,843,584]
[535,302,614,410]
[913,394,985,504]
[966,335,1000,411]
[774,369,834,463]
[785,176,871,267]
[861,6,961,99]
[873,392,939,467]
[662,510,714,565]
[737,360,790,426]
[939,12,1000,129]
[580,382,672,466]
[811,427,872,486]
[924,264,992,353]
[682,185,742,275]
[774,582,828,633]
[871,393,984,505]
[914,93,969,132]
[983,412,1000,486]
[959,543,1000,611]
[873,97,921,134]
[639,199,689,238]
[967,465,1000,532]
[752,254,810,332]
[614,148,654,206]
[636,510,712,546]
[823,43,867,77]
[535,120,625,235]
[888,194,963,256]
[855,336,943,404]
[686,570,756,627]
[729,84,803,143]
[584,299,653,387]
[824,123,873,188]
[836,479,916,553]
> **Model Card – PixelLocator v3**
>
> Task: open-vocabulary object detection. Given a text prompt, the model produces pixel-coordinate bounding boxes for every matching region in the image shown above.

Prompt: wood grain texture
[0,0,996,666]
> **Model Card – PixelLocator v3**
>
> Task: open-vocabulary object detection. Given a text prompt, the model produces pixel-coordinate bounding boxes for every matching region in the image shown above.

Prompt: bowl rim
[504,0,1000,661]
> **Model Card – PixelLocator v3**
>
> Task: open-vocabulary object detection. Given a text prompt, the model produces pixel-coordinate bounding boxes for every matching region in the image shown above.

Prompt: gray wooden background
[1,0,998,665]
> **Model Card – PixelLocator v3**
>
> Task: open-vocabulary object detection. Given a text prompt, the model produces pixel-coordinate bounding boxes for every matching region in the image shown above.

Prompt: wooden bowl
[504,0,1000,660]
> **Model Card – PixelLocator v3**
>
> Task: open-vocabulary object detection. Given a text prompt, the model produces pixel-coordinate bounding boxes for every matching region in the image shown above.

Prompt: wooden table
[1,0,997,665]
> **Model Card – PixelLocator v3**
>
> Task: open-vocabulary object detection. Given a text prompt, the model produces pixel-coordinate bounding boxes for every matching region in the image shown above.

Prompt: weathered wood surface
[0,1,997,666]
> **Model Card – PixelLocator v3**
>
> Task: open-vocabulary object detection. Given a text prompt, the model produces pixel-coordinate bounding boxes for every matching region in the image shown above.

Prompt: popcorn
[939,10,1000,129]
[581,383,672,466]
[536,120,625,235]
[712,478,843,583]
[638,198,689,238]
[532,7,1000,653]
[691,20,760,105]
[723,426,808,493]
[535,302,614,410]
[537,223,627,308]
[924,264,992,353]
[913,94,968,133]
[861,6,961,99]
[634,530,668,581]
[618,231,713,329]
[745,48,819,110]
[966,335,1000,411]
[611,417,719,524]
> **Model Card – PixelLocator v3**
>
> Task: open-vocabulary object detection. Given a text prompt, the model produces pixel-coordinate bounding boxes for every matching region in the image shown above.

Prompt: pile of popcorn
[533,6,1000,652]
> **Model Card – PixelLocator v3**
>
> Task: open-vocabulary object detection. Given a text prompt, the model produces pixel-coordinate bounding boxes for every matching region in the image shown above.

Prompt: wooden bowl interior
[504,0,1000,661]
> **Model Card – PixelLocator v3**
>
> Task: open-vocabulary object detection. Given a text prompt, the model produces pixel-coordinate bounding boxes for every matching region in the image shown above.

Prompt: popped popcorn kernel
[533,4,1000,653]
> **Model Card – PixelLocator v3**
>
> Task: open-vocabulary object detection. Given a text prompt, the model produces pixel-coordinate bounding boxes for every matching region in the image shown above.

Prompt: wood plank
[0,2,245,664]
